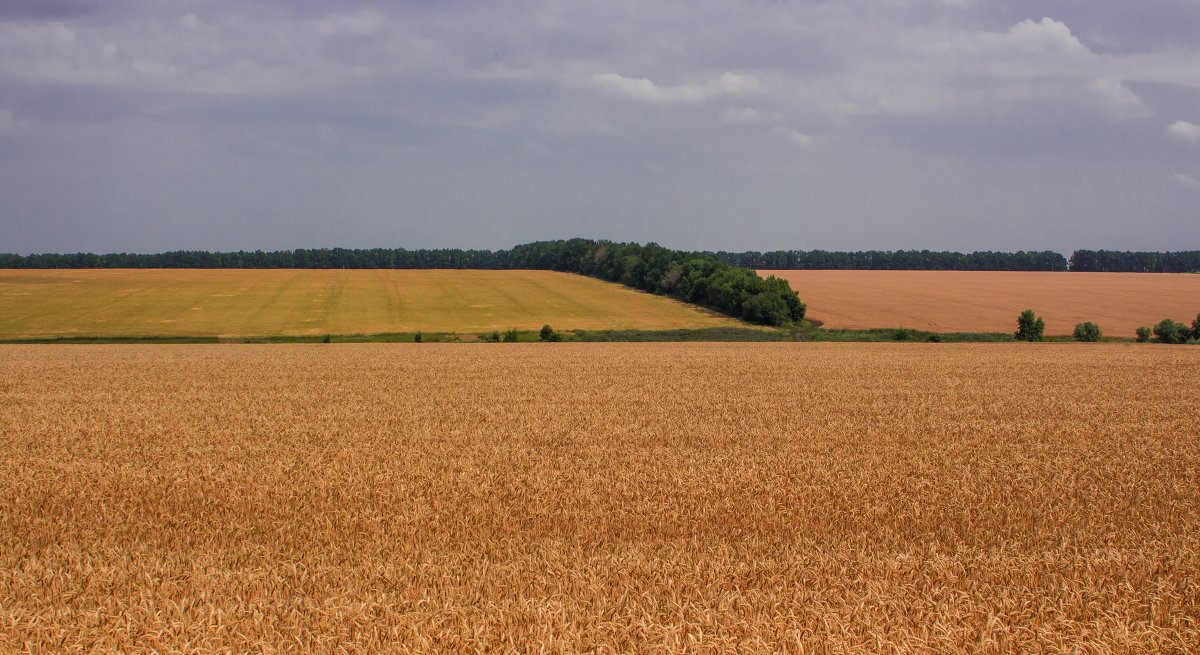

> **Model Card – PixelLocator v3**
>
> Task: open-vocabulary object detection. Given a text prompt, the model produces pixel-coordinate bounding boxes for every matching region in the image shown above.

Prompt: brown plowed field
[760,270,1200,336]
[3,343,1198,653]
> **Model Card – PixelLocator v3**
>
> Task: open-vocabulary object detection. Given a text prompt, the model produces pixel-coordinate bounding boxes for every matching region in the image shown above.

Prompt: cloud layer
[1,1,1198,253]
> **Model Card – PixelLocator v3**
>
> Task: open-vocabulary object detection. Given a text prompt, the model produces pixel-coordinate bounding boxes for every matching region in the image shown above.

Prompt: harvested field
[0,269,743,339]
[761,270,1200,336]
[2,343,1198,653]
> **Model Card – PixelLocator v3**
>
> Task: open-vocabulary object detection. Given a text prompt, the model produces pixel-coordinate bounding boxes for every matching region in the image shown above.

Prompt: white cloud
[1166,120,1200,145]
[1174,173,1200,192]
[591,72,760,104]
[1087,79,1150,120]
[772,126,813,148]
[977,17,1089,57]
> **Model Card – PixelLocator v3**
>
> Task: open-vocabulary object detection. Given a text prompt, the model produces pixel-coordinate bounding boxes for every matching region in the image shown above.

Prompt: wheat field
[2,343,1198,653]
[760,270,1200,336]
[0,269,742,339]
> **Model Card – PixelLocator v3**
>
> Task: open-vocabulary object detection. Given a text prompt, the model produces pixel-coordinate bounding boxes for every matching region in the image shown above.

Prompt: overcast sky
[1,0,1198,254]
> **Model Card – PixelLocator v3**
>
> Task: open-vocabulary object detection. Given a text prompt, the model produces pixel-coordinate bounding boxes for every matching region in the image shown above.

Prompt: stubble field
[760,270,1200,336]
[2,343,1198,653]
[0,269,742,339]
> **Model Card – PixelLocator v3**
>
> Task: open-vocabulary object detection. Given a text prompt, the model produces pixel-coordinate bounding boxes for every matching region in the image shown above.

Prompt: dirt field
[0,269,743,339]
[2,343,1197,653]
[761,270,1200,336]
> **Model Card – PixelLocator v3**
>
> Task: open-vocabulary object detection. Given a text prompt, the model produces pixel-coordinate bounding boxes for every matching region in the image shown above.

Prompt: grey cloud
[0,0,99,21]
[2,0,1199,254]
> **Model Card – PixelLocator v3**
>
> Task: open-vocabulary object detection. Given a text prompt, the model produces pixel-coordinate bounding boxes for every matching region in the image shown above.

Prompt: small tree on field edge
[1153,319,1191,344]
[502,328,519,342]
[1015,309,1045,342]
[1192,313,1200,341]
[1135,326,1151,342]
[414,331,422,343]
[1073,322,1101,342]
[539,324,561,342]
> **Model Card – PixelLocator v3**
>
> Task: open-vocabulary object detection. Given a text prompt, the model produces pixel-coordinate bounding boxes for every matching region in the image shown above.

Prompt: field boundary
[0,327,790,344]
[0,325,1157,344]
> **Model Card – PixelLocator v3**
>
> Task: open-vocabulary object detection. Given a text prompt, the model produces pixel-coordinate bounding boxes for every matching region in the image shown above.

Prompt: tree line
[0,248,512,270]
[3,246,1198,273]
[1067,250,1200,273]
[714,250,1070,271]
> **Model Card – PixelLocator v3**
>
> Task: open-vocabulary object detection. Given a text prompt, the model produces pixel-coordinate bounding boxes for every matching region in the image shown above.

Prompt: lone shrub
[322,334,332,344]
[1192,313,1200,341]
[413,331,422,343]
[481,331,501,343]
[502,328,519,343]
[1073,322,1102,342]
[1135,326,1151,342]
[539,324,556,341]
[1153,319,1191,344]
[1015,309,1045,342]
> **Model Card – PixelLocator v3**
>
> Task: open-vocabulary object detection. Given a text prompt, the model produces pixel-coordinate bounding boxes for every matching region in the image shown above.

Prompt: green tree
[1135,326,1151,342]
[741,292,790,326]
[502,328,519,342]
[1015,309,1045,342]
[539,324,559,342]
[1153,319,1191,344]
[1072,322,1101,342]
[1192,313,1200,341]
[414,331,422,343]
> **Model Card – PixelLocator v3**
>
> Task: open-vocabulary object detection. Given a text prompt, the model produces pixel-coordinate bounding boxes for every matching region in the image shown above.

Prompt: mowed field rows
[762,270,1200,336]
[0,269,744,339]
[2,343,1198,653]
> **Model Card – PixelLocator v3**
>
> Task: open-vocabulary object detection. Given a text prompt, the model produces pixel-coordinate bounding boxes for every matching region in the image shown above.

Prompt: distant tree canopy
[0,248,512,270]
[1068,250,1200,273]
[6,246,1200,273]
[0,240,806,327]
[509,240,806,326]
[714,249,1069,271]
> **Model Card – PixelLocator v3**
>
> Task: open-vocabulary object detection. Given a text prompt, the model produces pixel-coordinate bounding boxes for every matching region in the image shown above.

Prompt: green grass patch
[0,324,1147,345]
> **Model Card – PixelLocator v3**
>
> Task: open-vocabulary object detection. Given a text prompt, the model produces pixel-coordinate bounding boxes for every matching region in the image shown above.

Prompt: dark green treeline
[2,244,1197,275]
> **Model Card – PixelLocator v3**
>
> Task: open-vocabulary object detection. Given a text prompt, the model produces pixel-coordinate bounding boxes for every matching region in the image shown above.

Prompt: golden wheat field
[0,269,742,339]
[2,343,1199,654]
[760,270,1200,336]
